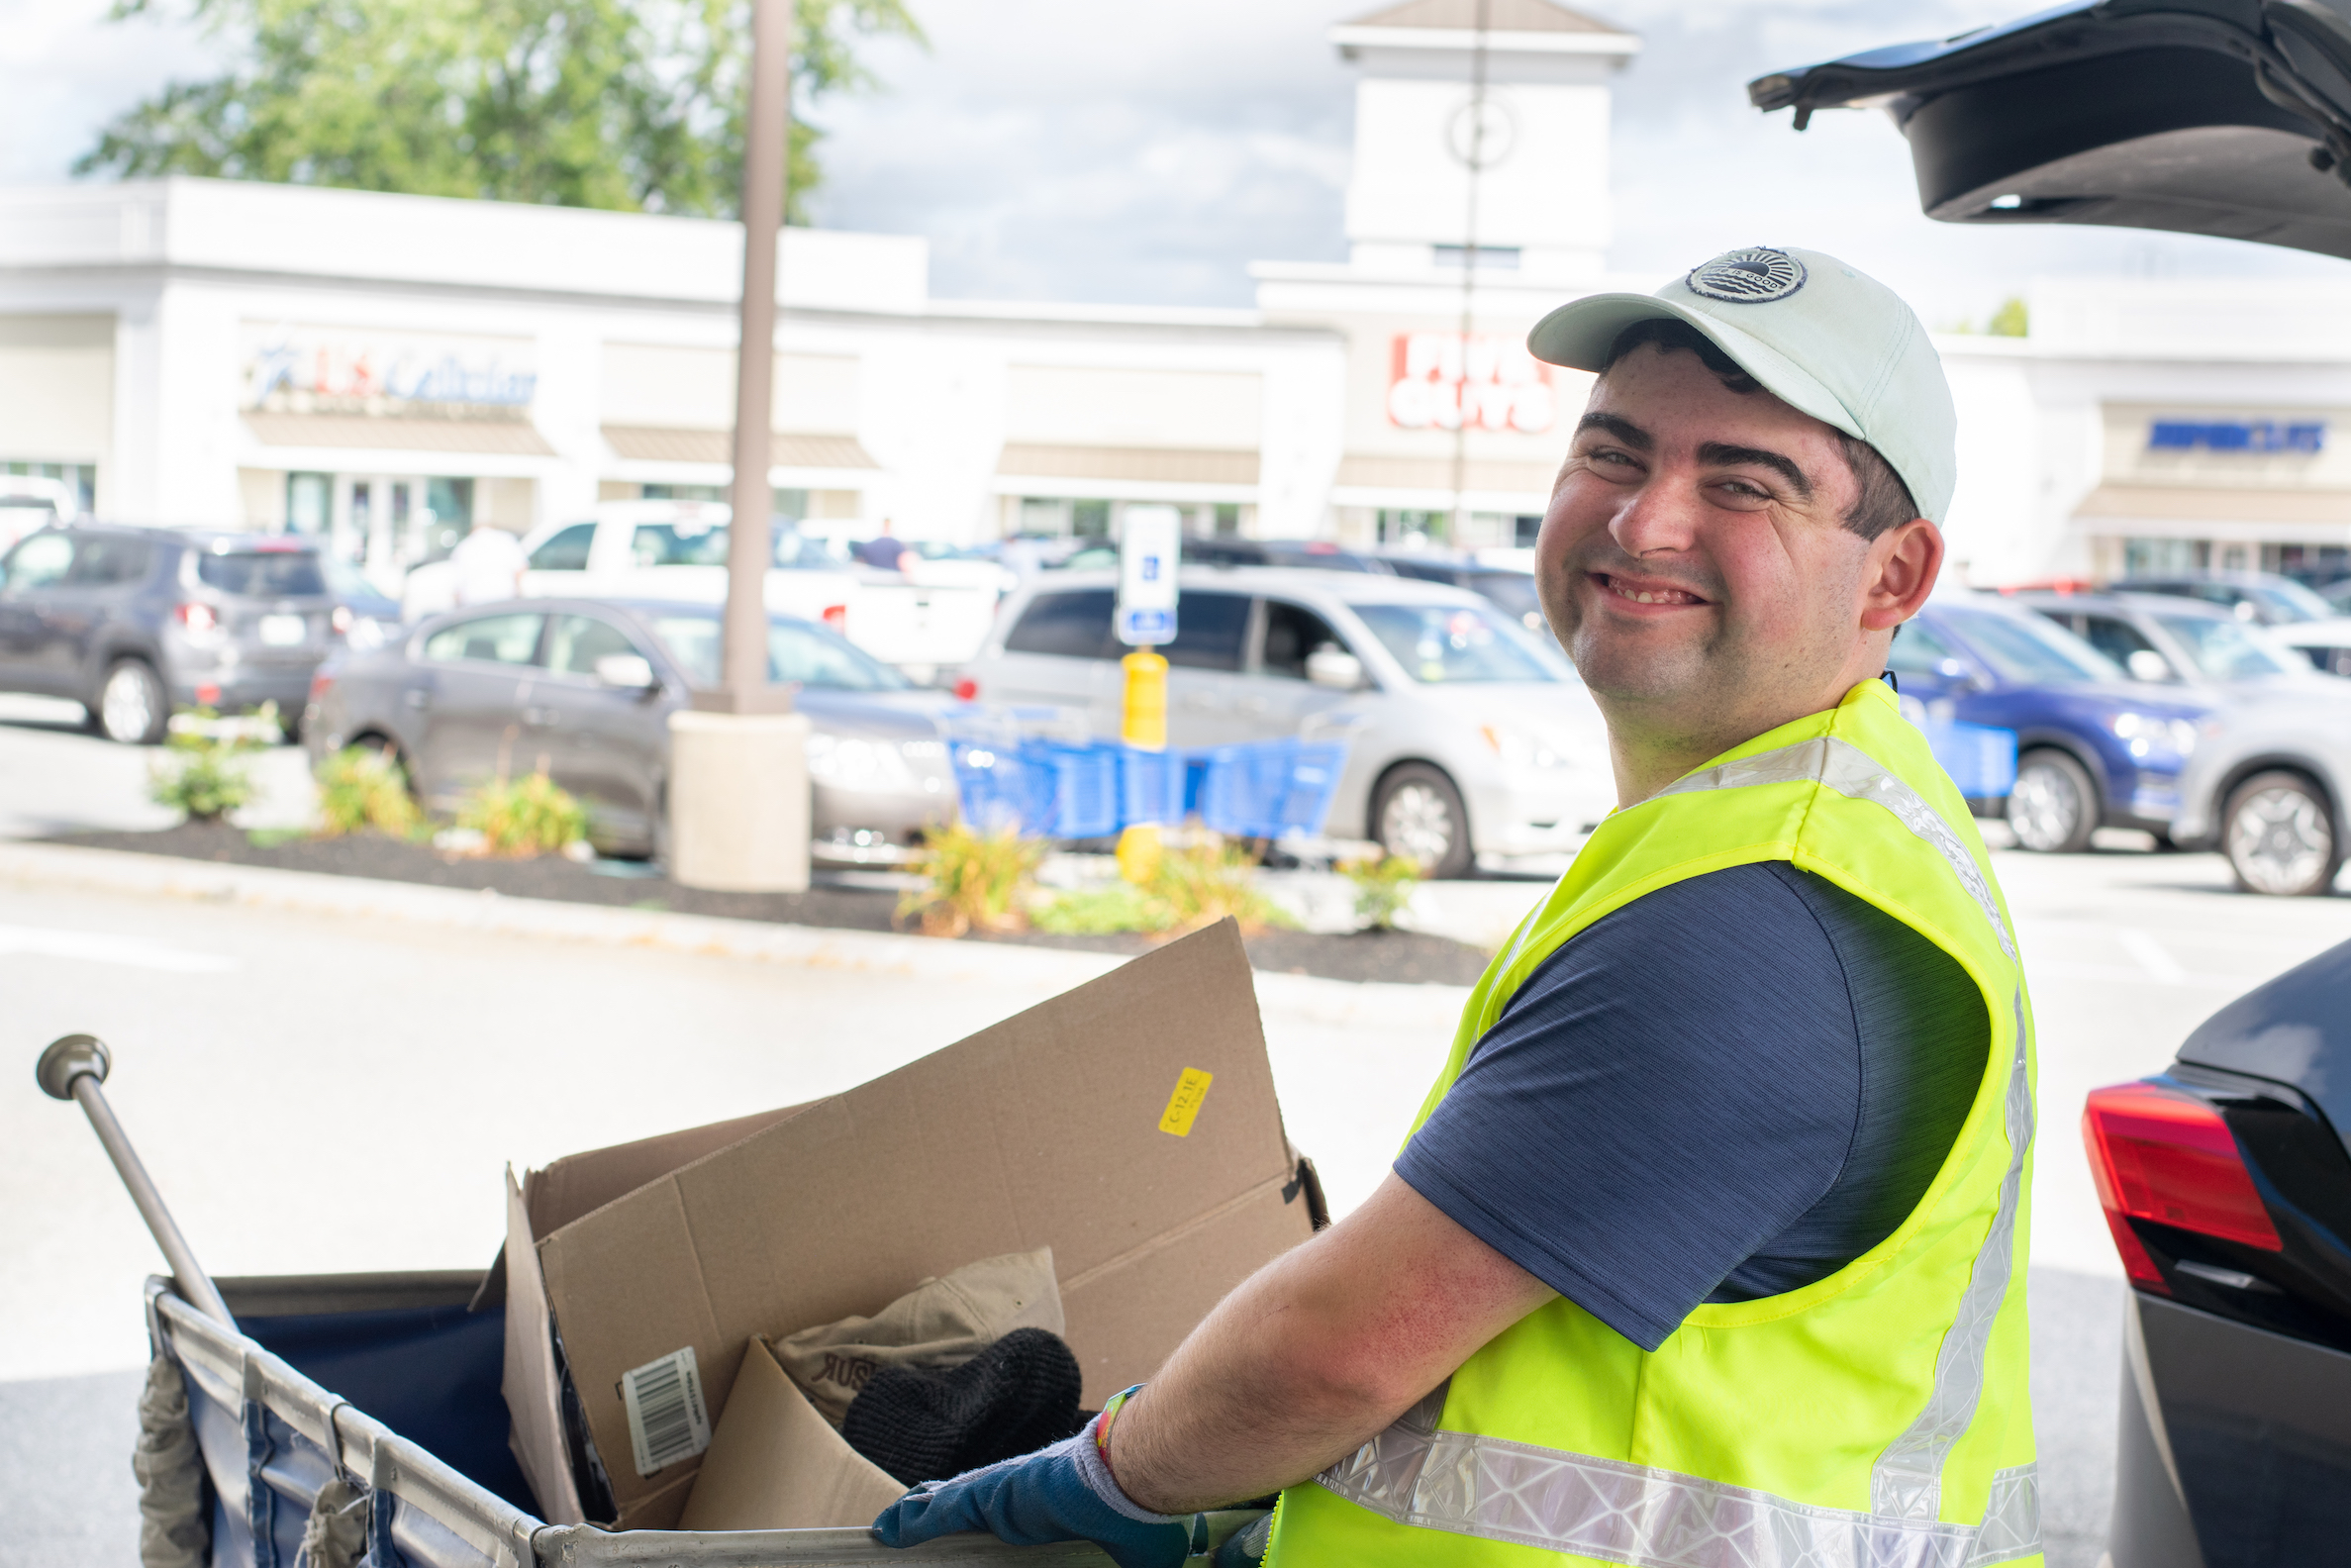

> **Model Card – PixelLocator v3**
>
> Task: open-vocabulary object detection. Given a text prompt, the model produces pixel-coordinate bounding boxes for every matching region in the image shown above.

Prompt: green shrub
[1029,833,1294,937]
[315,745,424,838]
[456,770,588,857]
[1340,849,1422,931]
[898,822,1046,937]
[1030,881,1166,934]
[147,706,269,823]
[1151,834,1292,935]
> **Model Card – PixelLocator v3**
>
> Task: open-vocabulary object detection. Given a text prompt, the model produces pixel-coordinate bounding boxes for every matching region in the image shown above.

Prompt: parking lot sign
[1118,505,1181,646]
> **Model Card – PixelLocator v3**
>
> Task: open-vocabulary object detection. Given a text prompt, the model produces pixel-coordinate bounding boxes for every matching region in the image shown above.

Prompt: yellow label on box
[1158,1068,1214,1137]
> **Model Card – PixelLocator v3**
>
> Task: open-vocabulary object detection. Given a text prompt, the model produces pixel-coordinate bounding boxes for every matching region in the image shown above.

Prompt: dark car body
[303,597,1012,865]
[1375,554,1556,646]
[1759,7,2351,1559]
[2085,944,2351,1568]
[1180,538,1399,573]
[1895,598,2215,842]
[0,524,349,742]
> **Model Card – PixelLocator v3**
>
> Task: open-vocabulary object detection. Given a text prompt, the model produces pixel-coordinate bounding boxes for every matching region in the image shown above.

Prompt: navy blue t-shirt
[1394,861,1989,1352]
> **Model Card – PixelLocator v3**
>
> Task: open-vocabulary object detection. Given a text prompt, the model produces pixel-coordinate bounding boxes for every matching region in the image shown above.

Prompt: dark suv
[0,525,392,743]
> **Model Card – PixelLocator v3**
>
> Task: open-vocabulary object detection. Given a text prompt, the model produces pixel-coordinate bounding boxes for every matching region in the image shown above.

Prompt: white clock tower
[1334,0,1636,279]
[1252,0,1643,548]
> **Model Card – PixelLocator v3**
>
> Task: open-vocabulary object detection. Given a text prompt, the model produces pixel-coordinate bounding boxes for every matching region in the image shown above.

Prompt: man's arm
[1105,1171,1555,1515]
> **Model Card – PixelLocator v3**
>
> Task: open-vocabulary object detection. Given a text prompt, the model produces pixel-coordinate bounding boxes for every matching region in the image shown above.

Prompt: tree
[1987,296,2029,338]
[75,0,923,223]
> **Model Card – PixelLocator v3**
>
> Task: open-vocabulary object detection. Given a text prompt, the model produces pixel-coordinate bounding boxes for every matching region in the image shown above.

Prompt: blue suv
[1893,597,2216,853]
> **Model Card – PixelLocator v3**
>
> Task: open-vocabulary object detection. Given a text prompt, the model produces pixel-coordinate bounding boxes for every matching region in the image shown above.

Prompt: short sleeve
[1393,862,1864,1351]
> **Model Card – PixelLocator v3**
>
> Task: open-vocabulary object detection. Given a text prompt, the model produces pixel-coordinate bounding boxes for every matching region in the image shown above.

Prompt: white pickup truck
[514,503,999,677]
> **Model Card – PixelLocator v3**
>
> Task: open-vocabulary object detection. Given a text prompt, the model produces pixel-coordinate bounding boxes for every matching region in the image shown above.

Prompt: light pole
[667,0,813,892]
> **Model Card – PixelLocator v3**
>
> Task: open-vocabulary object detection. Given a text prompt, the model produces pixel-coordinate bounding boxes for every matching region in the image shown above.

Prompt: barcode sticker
[620,1346,712,1477]
[1158,1067,1214,1136]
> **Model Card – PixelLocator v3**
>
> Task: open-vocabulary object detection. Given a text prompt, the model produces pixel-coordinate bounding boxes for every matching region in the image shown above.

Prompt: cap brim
[1526,293,1865,443]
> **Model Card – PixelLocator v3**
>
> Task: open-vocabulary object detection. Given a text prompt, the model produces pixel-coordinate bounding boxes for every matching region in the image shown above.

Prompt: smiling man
[873,249,2043,1568]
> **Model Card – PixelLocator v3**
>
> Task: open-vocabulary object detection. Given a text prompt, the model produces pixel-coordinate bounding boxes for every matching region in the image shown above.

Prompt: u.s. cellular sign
[1388,332,1556,434]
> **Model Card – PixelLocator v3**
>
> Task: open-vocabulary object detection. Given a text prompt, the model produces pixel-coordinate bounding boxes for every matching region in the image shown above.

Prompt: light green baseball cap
[1526,246,1957,525]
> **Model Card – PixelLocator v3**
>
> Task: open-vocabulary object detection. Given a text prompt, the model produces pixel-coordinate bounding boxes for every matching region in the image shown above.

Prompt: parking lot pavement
[0,700,314,838]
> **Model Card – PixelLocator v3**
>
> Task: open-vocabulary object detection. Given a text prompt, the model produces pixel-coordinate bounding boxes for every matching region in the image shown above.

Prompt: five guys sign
[1387,331,1557,435]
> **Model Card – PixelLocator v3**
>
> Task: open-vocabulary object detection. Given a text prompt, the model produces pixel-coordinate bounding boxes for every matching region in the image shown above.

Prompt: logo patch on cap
[1686,247,1807,304]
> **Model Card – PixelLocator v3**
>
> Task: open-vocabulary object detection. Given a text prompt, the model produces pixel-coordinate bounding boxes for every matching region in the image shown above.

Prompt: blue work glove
[869,1416,1201,1568]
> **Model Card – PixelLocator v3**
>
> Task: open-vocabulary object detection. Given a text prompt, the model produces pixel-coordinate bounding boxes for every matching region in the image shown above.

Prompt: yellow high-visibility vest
[1268,677,2041,1568]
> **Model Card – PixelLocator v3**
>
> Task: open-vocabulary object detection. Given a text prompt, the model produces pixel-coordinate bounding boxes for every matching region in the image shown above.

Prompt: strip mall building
[6,0,2351,586]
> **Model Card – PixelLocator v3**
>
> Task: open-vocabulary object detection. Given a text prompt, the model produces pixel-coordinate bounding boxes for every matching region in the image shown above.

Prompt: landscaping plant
[1339,848,1423,931]
[455,770,589,857]
[314,744,424,838]
[1031,832,1294,937]
[147,705,271,823]
[898,821,1047,938]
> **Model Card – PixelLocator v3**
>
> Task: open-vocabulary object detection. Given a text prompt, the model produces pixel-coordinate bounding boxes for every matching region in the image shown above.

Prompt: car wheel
[95,659,167,745]
[2007,748,2098,853]
[2222,771,2341,896]
[1372,762,1472,879]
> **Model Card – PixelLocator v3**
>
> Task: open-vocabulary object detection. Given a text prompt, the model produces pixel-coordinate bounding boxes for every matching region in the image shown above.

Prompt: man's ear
[1859,519,1943,632]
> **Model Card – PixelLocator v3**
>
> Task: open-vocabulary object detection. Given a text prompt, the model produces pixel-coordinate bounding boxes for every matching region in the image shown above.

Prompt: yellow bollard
[1118,650,1169,884]
[1121,649,1168,749]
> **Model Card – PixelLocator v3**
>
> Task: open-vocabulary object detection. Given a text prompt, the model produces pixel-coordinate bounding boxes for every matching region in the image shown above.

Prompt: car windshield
[2249,580,2335,623]
[321,554,381,602]
[1352,602,1558,683]
[1940,607,2122,684]
[647,613,910,691]
[2152,613,2296,680]
[196,548,328,598]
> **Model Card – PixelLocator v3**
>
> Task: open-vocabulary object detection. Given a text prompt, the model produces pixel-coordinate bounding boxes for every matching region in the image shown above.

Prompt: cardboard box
[498,1102,818,1523]
[504,920,1327,1529]
[674,1336,906,1531]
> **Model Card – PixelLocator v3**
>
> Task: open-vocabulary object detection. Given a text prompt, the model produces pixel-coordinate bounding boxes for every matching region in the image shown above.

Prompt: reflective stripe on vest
[1306,728,2041,1568]
[1318,1384,2041,1568]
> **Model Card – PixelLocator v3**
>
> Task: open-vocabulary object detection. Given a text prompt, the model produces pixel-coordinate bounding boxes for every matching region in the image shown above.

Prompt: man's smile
[1592,571,1711,609]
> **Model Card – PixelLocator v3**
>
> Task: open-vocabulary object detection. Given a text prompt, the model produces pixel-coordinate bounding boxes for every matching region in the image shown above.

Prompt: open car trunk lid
[1749,0,2351,259]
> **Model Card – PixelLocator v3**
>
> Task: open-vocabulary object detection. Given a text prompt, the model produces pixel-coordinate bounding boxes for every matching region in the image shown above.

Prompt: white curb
[0,841,1127,992]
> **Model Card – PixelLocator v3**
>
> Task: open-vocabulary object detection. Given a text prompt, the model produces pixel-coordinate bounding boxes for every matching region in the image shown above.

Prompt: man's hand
[1108,1172,1555,1515]
[870,1423,1198,1568]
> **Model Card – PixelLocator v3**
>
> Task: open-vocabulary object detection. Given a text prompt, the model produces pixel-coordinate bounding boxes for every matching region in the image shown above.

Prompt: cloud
[11,0,2348,323]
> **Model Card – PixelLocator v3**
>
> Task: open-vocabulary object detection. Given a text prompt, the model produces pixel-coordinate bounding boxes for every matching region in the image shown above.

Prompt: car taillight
[176,603,217,633]
[952,676,979,702]
[309,672,336,702]
[2082,1080,2283,1292]
[332,605,353,635]
[822,604,848,632]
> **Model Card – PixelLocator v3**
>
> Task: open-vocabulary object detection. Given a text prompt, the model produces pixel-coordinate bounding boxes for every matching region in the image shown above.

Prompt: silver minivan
[957,565,1614,876]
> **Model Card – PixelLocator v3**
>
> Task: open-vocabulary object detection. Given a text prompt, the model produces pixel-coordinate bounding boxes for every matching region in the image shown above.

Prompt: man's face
[1535,343,1875,742]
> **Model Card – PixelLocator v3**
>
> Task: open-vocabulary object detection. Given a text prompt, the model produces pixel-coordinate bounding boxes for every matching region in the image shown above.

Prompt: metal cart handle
[38,1033,238,1329]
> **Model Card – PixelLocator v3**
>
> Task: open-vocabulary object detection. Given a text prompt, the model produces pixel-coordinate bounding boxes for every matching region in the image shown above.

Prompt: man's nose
[1609,477,1700,559]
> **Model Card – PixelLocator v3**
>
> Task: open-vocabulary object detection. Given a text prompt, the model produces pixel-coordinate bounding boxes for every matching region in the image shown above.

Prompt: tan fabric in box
[528,920,1318,1529]
[775,1246,1064,1427]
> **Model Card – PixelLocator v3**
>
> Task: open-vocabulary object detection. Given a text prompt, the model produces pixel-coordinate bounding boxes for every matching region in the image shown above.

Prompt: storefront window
[287,472,332,535]
[1071,500,1111,538]
[1378,509,1446,544]
[426,477,473,529]
[3,460,96,514]
[2123,538,2206,575]
[643,483,726,502]
[773,487,810,521]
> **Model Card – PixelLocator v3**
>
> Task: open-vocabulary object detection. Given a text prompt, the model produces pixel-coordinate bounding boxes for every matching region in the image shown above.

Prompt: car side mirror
[1306,644,1365,690]
[2125,649,2172,682]
[595,652,658,692]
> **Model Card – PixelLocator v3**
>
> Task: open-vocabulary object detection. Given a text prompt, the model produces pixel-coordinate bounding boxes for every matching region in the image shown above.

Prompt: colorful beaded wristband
[1095,1383,1144,1477]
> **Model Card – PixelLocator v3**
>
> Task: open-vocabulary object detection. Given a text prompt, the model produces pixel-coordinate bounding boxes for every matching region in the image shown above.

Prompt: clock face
[1447,96,1517,170]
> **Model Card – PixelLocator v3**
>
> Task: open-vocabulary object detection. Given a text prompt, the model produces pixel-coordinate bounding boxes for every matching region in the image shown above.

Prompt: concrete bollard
[666,710,812,892]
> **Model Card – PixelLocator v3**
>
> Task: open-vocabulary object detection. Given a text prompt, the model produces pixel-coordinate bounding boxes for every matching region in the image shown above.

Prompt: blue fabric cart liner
[147,1274,1264,1568]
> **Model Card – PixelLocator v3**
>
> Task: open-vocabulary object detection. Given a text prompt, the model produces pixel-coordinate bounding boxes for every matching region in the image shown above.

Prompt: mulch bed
[46,823,1496,987]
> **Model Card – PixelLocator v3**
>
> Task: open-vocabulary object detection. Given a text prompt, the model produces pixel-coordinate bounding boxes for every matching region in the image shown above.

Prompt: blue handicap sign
[1119,606,1175,644]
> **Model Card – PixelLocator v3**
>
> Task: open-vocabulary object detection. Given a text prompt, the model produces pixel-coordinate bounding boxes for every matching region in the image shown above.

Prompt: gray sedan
[304,597,1001,865]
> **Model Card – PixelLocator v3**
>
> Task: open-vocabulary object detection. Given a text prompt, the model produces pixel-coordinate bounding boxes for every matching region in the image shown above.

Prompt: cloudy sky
[9,0,2349,329]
